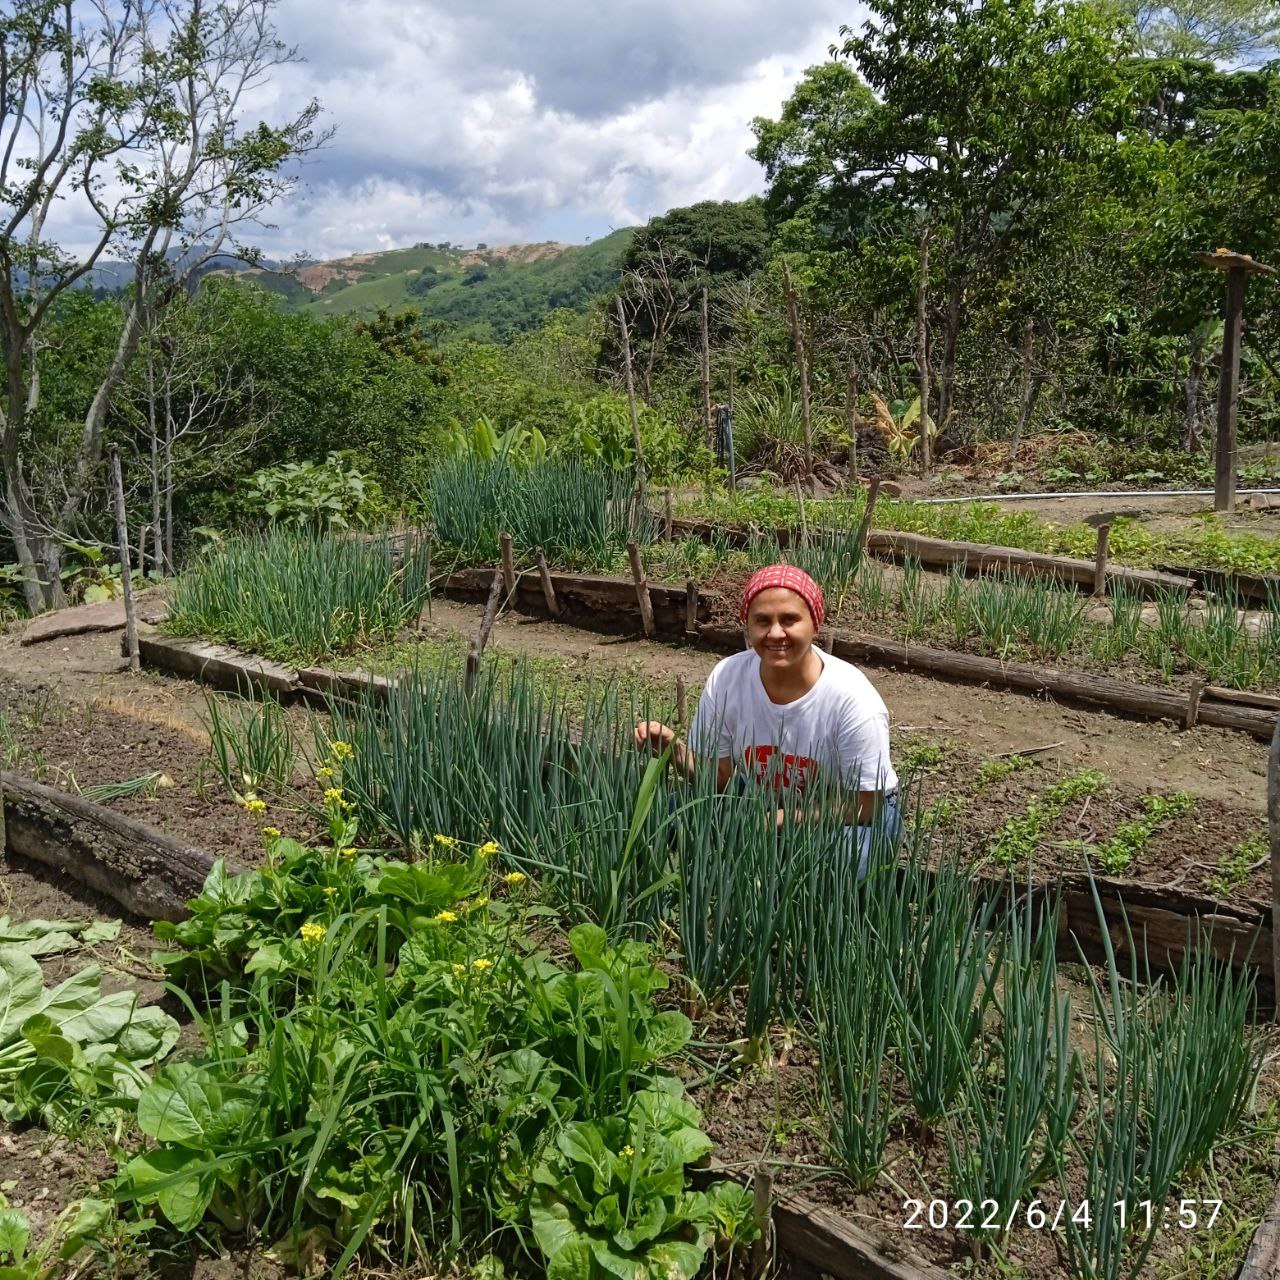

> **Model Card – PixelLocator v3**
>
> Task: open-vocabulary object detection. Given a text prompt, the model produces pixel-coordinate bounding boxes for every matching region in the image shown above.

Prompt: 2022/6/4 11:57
[901,1199,1224,1232]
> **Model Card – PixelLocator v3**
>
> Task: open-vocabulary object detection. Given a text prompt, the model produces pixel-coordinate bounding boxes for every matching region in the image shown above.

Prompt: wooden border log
[1206,685,1280,711]
[297,666,398,707]
[138,630,299,700]
[1240,1175,1280,1278]
[1,771,233,921]
[1158,561,1280,607]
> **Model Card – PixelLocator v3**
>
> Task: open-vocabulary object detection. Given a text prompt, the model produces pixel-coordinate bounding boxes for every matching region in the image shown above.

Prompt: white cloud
[42,0,865,260]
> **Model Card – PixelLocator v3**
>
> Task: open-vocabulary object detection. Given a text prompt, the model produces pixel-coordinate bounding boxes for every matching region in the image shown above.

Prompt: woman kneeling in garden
[634,564,900,874]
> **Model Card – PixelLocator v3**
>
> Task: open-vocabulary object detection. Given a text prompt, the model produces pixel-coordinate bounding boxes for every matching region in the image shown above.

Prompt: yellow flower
[300,922,326,945]
[471,957,494,972]
[262,826,282,840]
[323,887,337,897]
[323,787,343,803]
[244,798,267,816]
[316,766,335,781]
[330,741,354,760]
[620,1145,635,1159]
[452,963,466,977]
[477,840,500,859]
[340,846,358,859]
[433,834,458,850]
[433,910,458,924]
[503,871,526,886]
[468,896,490,911]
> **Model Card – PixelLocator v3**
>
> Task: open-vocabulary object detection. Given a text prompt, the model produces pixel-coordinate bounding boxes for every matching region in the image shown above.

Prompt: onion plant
[427,457,650,569]
[167,528,432,664]
[945,887,1079,1240]
[205,688,296,797]
[891,844,1003,1133]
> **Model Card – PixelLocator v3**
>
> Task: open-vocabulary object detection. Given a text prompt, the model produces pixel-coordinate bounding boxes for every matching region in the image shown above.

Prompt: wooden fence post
[627,541,656,637]
[750,1164,774,1278]
[108,445,139,674]
[685,580,699,638]
[675,675,688,729]
[664,488,674,541]
[534,547,560,617]
[1093,523,1111,598]
[499,532,516,598]
[465,571,503,695]
[615,294,648,515]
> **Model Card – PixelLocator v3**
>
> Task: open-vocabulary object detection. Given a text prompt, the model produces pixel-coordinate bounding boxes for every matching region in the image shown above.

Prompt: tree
[834,0,1135,426]
[1131,0,1280,62]
[0,0,323,611]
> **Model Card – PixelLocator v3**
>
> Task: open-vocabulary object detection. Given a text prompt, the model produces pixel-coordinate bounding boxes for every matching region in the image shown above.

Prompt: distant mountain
[217,230,634,340]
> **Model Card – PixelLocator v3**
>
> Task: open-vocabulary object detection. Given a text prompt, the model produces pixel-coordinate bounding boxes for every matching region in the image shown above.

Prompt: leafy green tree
[0,0,323,610]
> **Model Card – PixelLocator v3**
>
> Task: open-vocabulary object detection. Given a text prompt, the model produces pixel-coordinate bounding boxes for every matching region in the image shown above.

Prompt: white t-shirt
[688,646,898,797]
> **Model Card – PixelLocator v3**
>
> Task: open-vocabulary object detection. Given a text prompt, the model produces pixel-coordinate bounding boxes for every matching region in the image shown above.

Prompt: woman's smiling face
[746,587,817,671]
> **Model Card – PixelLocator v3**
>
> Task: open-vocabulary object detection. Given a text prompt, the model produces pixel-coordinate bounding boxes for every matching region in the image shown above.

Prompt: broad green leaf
[0,948,44,1040]
[644,1240,707,1279]
[52,990,138,1045]
[529,1187,584,1261]
[81,921,121,946]
[544,1238,594,1280]
[122,1148,215,1232]
[115,1005,181,1066]
[589,1238,646,1280]
[613,1197,667,1251]
[58,1199,113,1261]
[136,1064,220,1144]
[642,1011,691,1062]
[568,923,608,970]
[0,1209,29,1261]
[557,1122,613,1194]
[31,966,103,1027]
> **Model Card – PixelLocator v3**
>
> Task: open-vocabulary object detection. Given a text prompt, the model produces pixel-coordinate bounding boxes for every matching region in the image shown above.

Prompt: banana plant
[446,415,547,465]
[870,392,936,466]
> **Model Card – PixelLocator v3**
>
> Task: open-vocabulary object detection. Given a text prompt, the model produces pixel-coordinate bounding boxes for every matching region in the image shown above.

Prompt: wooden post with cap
[1196,249,1275,514]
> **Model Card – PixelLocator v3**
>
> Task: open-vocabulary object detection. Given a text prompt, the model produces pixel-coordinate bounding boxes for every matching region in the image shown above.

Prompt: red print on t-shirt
[744,744,818,793]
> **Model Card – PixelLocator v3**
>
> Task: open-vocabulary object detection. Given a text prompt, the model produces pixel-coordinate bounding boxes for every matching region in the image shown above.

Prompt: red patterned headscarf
[740,564,826,629]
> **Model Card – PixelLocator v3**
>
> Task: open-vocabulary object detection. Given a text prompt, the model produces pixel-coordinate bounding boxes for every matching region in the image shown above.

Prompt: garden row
[3,651,1277,1279]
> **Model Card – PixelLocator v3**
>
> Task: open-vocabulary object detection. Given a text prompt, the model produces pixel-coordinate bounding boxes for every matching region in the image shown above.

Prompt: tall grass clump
[428,456,651,569]
[167,528,432,663]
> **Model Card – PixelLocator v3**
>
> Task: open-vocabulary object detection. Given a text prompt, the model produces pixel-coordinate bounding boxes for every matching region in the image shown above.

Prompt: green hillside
[232,230,633,340]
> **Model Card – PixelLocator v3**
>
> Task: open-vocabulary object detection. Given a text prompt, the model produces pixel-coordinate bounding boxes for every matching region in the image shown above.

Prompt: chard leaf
[0,947,44,1040]
[644,1240,707,1279]
[81,921,122,946]
[122,1147,215,1232]
[642,1011,691,1062]
[137,1063,221,1144]
[557,1122,613,1194]
[0,1208,29,1261]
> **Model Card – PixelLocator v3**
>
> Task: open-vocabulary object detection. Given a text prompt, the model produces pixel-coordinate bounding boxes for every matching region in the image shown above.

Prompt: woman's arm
[633,721,733,789]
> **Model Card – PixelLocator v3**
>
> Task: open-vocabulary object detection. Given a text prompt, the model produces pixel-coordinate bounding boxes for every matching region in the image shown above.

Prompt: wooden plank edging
[0,771,238,921]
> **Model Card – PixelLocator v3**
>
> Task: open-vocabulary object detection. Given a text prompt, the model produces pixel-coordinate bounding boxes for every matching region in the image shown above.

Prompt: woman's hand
[634,720,675,755]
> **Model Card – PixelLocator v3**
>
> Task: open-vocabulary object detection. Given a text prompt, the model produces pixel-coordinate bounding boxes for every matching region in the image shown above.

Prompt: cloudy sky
[236,0,862,259]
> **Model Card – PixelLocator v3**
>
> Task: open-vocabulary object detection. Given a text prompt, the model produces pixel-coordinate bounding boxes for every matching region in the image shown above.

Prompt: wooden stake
[465,571,503,695]
[865,476,882,528]
[1093,523,1111,597]
[846,357,860,482]
[1216,266,1246,514]
[750,1164,774,1278]
[499,532,516,597]
[108,445,139,674]
[1196,250,1276,514]
[916,223,932,477]
[675,674,688,729]
[685,580,699,637]
[793,479,809,547]
[1185,677,1205,730]
[663,487,674,541]
[782,260,814,489]
[627,541,656,637]
[534,546,560,616]
[1269,714,1280,1016]
[699,285,712,444]
[615,294,648,515]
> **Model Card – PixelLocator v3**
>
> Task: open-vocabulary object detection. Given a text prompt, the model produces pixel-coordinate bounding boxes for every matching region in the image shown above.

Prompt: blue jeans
[845,790,902,880]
